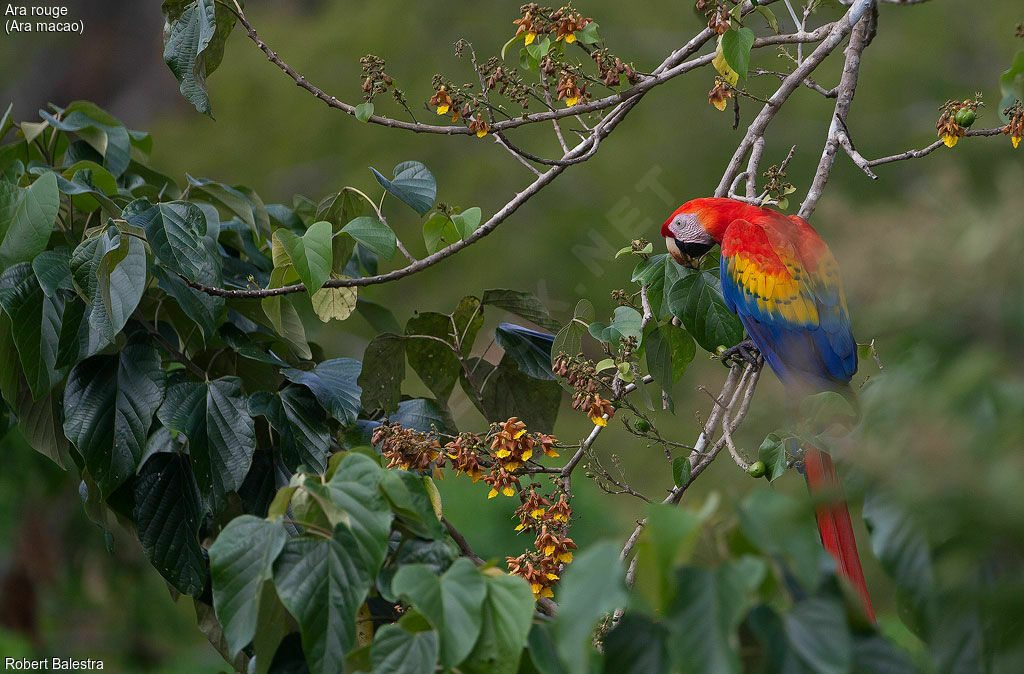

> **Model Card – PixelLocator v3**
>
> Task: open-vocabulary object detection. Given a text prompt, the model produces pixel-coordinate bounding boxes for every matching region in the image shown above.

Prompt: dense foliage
[1,0,1023,672]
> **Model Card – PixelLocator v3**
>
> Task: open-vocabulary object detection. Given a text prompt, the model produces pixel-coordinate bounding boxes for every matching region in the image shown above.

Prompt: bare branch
[862,127,1006,168]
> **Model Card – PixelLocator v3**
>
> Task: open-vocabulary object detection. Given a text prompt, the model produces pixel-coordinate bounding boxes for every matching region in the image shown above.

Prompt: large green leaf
[0,263,66,399]
[422,213,460,254]
[40,103,132,177]
[451,206,482,240]
[260,265,310,359]
[783,597,853,674]
[325,454,393,575]
[370,623,439,674]
[633,505,705,612]
[208,515,289,658]
[553,542,628,673]
[602,614,671,674]
[370,161,437,215]
[95,230,147,341]
[342,216,397,260]
[31,248,73,297]
[358,333,406,414]
[63,343,165,497]
[281,358,363,424]
[134,452,208,596]
[667,271,744,353]
[274,220,333,292]
[130,200,221,286]
[663,557,766,674]
[462,574,535,674]
[392,558,488,667]
[405,312,460,401]
[481,289,560,332]
[248,385,330,473]
[588,306,643,344]
[187,175,268,241]
[158,376,256,501]
[16,387,72,469]
[494,323,556,381]
[162,0,236,117]
[378,469,445,540]
[739,489,822,590]
[272,526,372,674]
[0,171,59,268]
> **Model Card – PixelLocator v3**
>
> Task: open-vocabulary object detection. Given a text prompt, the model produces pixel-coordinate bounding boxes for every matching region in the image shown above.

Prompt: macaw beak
[665,237,701,269]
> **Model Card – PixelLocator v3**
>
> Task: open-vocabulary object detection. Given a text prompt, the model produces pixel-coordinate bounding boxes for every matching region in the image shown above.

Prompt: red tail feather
[803,445,875,623]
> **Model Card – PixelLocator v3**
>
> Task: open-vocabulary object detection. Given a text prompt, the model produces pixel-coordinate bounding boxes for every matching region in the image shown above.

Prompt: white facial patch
[668,212,713,245]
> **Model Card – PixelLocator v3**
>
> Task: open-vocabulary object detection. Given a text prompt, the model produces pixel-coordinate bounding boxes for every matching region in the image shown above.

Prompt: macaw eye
[676,240,713,258]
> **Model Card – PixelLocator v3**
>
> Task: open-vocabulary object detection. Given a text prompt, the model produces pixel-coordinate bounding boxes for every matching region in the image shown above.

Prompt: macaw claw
[720,339,761,369]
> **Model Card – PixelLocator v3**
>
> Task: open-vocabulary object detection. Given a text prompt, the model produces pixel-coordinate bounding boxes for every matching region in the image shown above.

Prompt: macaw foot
[720,339,761,368]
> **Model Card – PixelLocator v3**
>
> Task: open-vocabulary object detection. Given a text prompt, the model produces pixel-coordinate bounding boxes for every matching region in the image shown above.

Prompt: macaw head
[661,197,754,268]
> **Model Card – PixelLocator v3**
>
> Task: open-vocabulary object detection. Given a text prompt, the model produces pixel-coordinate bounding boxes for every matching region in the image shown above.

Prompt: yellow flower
[591,414,608,427]
[942,134,958,148]
[546,573,559,580]
[560,33,576,43]
[530,507,546,519]
[495,448,512,458]
[539,586,554,598]
[558,551,573,563]
[1013,136,1021,149]
[476,128,487,138]
[515,522,527,531]
[521,448,533,461]
[524,32,536,45]
[513,428,527,439]
[436,104,449,116]
[565,95,578,107]
[552,512,568,523]
[502,485,516,497]
[488,488,499,499]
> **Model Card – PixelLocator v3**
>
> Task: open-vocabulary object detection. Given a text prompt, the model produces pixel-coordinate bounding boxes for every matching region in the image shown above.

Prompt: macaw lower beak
[665,237,701,269]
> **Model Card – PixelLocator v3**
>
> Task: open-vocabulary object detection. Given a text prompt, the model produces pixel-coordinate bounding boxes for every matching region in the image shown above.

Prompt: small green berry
[634,419,651,433]
[748,460,767,478]
[954,107,976,127]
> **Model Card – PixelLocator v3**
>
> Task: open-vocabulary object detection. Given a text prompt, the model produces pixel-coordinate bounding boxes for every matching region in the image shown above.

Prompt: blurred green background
[1,1,1021,670]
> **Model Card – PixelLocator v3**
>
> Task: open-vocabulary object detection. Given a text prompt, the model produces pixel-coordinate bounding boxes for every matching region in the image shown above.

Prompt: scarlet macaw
[662,196,874,622]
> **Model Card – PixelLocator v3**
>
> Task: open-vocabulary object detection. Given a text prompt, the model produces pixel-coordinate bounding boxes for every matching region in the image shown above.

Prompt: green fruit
[715,345,727,356]
[634,419,652,433]
[748,460,767,478]
[954,107,976,127]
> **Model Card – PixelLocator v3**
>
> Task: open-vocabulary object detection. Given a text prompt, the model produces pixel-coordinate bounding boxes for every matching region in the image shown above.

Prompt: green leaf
[602,614,671,674]
[95,230,147,341]
[783,598,852,674]
[392,398,457,436]
[281,357,362,424]
[553,542,628,673]
[575,21,601,45]
[342,216,397,260]
[464,355,561,431]
[799,390,858,430]
[326,454,393,575]
[261,266,310,359]
[371,161,437,215]
[999,50,1024,122]
[672,456,691,487]
[151,266,225,342]
[404,312,459,401]
[0,263,67,399]
[663,557,766,674]
[378,470,445,540]
[481,289,560,332]
[392,558,487,667]
[634,505,703,612]
[721,27,755,79]
[462,574,535,674]
[158,376,256,501]
[63,344,165,498]
[667,271,744,353]
[358,333,406,414]
[422,213,459,254]
[134,452,208,596]
[451,206,482,240]
[356,298,402,334]
[248,385,331,473]
[494,323,556,380]
[187,175,269,241]
[40,102,132,177]
[589,306,643,344]
[862,491,933,609]
[162,0,237,117]
[0,171,59,268]
[130,200,221,286]
[208,515,288,658]
[354,102,374,122]
[15,387,72,469]
[273,526,372,674]
[31,248,73,297]
[273,220,333,292]
[370,623,439,674]
[757,432,790,482]
[739,489,821,590]
[451,296,484,356]
[551,319,586,366]
[756,6,779,33]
